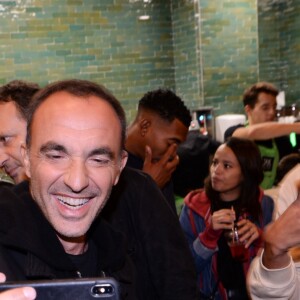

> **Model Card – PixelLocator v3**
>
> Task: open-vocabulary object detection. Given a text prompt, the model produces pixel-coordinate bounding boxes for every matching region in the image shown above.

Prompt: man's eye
[90,157,110,166]
[45,153,63,160]
[0,136,9,143]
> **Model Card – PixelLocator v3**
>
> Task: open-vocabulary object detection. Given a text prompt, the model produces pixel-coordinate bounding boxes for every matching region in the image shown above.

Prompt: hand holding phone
[0,277,119,300]
[0,273,36,300]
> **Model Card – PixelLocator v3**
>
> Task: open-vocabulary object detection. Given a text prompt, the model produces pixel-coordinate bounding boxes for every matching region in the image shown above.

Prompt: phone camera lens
[91,284,114,297]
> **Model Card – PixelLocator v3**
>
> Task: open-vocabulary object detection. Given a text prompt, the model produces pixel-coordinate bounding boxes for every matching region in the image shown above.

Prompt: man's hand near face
[143,144,179,189]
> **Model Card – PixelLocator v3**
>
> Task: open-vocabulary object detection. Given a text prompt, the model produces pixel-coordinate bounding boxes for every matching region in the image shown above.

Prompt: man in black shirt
[0,80,40,184]
[125,88,191,212]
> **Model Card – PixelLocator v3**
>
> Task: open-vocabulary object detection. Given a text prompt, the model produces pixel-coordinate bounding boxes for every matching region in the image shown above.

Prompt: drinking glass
[225,223,249,262]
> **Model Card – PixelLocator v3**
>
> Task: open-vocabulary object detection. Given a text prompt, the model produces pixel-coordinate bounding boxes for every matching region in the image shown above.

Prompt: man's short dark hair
[243,82,279,108]
[138,88,191,128]
[26,79,127,150]
[0,80,40,119]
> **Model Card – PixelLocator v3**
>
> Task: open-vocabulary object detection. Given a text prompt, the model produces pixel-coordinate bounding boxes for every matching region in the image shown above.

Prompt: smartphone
[0,277,120,300]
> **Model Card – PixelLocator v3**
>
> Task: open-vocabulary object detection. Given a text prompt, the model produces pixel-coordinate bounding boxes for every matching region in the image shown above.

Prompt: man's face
[144,116,188,162]
[246,92,277,125]
[0,101,27,183]
[22,92,127,240]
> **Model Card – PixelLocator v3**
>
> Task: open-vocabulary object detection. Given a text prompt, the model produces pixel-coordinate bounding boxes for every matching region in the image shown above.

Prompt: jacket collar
[184,188,265,217]
[184,189,210,218]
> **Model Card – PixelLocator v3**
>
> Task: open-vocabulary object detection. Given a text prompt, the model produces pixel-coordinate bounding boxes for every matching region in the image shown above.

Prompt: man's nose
[64,159,89,192]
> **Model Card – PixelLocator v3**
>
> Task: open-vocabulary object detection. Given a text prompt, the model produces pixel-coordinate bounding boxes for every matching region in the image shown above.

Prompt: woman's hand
[0,273,36,300]
[211,209,236,231]
[236,218,259,248]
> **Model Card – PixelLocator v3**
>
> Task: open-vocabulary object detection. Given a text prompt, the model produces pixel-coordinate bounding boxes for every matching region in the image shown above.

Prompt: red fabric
[199,224,222,249]
[184,189,222,249]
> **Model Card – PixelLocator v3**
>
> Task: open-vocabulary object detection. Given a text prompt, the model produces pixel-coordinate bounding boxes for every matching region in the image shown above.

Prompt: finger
[0,273,5,283]
[160,144,178,165]
[166,155,180,169]
[0,287,36,300]
[213,213,232,223]
[236,219,247,227]
[214,208,235,217]
[143,145,152,166]
[213,214,235,230]
[244,227,259,248]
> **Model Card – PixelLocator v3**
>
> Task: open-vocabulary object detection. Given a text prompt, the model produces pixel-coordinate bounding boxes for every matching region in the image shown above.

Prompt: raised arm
[232,122,300,140]
[248,191,300,299]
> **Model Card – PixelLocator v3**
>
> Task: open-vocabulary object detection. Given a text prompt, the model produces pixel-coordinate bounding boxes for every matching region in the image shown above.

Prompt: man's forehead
[256,93,276,104]
[0,101,20,116]
[33,93,116,123]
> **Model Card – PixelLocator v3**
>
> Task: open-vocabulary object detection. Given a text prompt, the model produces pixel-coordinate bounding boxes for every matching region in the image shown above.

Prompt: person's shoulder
[103,166,165,218]
[126,152,143,170]
[0,181,32,237]
[116,166,158,189]
[279,163,300,185]
[224,123,244,139]
[184,189,210,216]
[0,182,21,202]
[261,193,274,205]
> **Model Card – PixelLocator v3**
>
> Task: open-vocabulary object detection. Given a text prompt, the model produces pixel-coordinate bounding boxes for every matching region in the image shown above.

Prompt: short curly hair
[138,88,191,128]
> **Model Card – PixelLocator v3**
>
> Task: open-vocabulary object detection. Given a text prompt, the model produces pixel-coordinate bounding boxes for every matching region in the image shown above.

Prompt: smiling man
[0,80,40,184]
[0,79,136,298]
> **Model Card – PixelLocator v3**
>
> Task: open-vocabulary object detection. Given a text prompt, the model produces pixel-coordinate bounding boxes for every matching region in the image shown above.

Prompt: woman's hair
[205,137,263,221]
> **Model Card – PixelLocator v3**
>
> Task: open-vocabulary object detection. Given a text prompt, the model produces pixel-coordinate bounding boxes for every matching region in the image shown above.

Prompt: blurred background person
[0,80,40,184]
[225,82,300,189]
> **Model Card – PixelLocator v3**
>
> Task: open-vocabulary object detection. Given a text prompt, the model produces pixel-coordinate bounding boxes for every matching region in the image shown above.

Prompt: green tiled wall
[0,0,174,122]
[171,0,203,110]
[0,0,299,122]
[258,0,300,105]
[188,0,259,115]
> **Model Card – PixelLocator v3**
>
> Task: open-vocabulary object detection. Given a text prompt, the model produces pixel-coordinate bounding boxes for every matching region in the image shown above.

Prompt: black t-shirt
[67,240,98,278]
[126,151,177,213]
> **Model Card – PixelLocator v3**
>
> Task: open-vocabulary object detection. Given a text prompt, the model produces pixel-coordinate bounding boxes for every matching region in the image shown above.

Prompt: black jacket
[126,152,177,214]
[0,181,136,299]
[173,130,221,197]
[103,167,199,300]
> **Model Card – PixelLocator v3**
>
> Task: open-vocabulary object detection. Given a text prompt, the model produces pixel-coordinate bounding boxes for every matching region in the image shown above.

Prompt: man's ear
[113,150,128,185]
[139,119,151,137]
[244,105,251,115]
[20,143,31,179]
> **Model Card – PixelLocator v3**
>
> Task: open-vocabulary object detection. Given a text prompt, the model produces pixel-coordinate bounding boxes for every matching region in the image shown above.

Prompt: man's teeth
[57,196,89,209]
